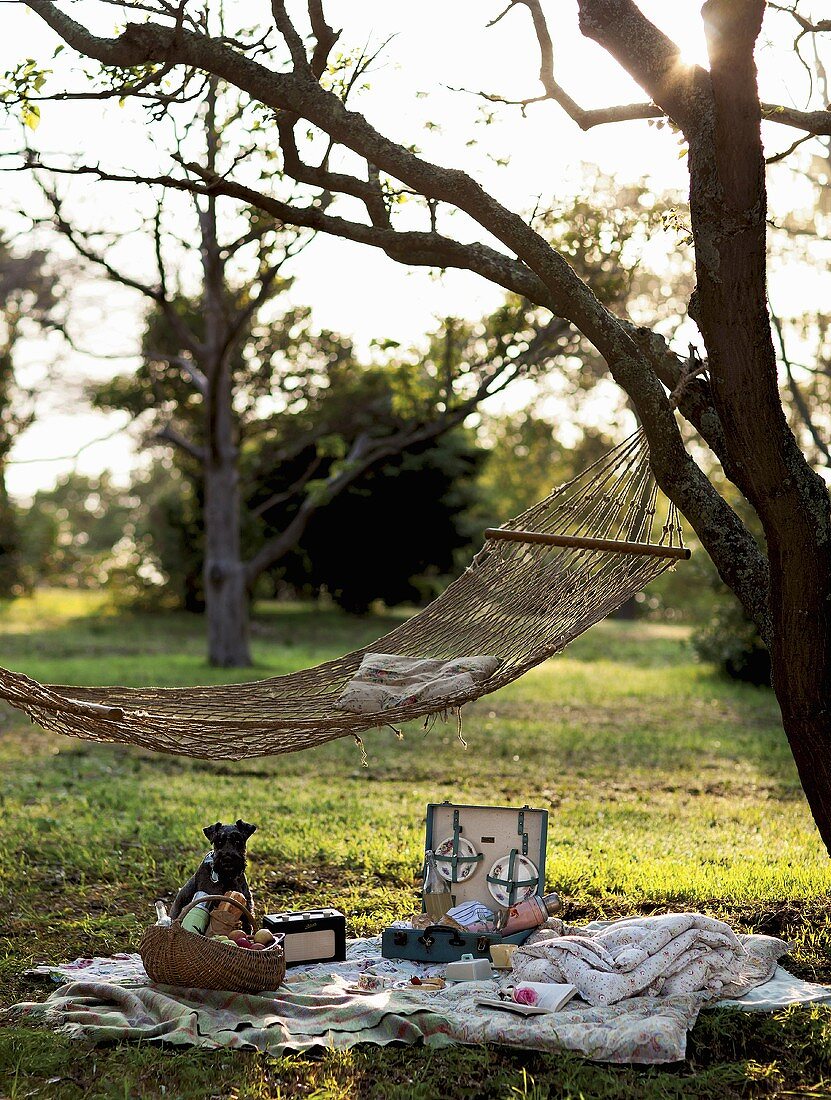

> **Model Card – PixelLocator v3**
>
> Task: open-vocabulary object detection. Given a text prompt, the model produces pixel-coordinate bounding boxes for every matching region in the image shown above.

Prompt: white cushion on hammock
[336,652,502,715]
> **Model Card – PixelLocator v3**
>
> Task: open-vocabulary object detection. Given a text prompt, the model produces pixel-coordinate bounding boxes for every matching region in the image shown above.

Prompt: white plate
[434,835,479,883]
[487,854,539,907]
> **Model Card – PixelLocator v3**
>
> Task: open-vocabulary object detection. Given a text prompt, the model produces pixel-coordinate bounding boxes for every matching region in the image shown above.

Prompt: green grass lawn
[1,590,830,1098]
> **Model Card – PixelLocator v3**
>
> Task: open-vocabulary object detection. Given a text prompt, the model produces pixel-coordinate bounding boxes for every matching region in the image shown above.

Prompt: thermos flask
[496,891,562,935]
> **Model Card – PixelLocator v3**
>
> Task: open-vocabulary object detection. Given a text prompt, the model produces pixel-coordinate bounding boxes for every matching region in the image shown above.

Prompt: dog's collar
[202,850,220,885]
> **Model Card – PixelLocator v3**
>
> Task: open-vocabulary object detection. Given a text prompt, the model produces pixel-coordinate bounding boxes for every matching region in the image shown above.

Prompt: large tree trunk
[690,0,831,850]
[774,623,831,852]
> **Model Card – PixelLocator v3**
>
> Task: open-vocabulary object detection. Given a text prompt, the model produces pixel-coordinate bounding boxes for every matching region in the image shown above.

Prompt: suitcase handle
[418,925,467,950]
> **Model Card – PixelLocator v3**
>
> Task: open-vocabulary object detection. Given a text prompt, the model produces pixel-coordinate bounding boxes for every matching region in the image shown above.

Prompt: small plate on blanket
[435,835,479,882]
[487,854,539,907]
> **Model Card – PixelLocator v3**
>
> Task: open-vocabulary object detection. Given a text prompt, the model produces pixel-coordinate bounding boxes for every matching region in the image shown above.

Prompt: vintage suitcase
[263,908,346,966]
[382,801,549,963]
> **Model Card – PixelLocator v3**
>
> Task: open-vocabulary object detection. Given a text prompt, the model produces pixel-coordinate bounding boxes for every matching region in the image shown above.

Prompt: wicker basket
[139,894,285,993]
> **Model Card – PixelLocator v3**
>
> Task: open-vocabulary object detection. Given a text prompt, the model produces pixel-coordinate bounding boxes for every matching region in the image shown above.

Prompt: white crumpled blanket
[512,913,790,1007]
[335,652,501,715]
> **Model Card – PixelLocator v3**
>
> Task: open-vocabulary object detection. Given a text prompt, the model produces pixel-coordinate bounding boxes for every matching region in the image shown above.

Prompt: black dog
[169,819,257,930]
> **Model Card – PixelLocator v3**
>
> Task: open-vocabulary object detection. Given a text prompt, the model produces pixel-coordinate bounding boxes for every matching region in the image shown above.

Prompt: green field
[1,590,830,1098]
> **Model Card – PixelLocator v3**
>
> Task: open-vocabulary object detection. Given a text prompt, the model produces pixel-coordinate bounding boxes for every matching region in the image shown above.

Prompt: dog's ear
[203,822,222,843]
[236,819,257,840]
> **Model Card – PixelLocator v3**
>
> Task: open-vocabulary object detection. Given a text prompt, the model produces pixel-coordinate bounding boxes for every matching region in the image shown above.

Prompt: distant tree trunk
[203,446,251,667]
[200,335,251,666]
[611,596,639,620]
[0,468,23,597]
[200,80,251,668]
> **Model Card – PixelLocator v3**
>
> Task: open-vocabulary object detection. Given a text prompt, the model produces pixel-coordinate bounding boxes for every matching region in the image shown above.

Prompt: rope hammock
[0,430,687,760]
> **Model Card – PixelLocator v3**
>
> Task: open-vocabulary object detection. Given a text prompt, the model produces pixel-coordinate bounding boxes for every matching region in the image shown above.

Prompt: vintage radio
[262,908,346,966]
[382,801,549,963]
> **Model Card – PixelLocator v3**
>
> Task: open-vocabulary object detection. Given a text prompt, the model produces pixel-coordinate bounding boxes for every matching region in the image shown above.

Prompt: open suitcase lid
[425,801,548,912]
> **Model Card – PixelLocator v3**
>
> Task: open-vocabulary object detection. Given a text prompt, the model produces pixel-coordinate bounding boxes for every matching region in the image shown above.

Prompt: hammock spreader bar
[484,528,691,561]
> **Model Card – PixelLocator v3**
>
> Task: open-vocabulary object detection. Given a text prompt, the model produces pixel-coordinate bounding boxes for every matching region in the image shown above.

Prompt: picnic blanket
[9,968,703,1063]
[9,918,831,1065]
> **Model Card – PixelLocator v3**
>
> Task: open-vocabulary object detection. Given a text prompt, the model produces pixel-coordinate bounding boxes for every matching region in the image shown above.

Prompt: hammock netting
[0,430,685,760]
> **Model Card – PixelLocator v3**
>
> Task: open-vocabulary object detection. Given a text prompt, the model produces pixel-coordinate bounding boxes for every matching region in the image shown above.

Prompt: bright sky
[1,0,827,499]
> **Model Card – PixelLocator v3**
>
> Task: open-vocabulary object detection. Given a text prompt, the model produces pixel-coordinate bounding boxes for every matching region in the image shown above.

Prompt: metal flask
[496,892,562,936]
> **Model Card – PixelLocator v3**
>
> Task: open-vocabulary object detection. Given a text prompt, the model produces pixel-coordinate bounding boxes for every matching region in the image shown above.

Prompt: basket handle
[176,894,254,926]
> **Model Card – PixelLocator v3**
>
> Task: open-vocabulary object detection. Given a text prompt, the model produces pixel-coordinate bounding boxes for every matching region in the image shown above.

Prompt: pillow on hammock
[336,652,502,715]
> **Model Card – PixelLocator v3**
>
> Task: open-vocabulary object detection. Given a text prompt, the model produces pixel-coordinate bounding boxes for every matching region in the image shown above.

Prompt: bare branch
[308,0,340,79]
[768,3,831,34]
[250,453,323,518]
[271,0,309,69]
[452,82,661,128]
[147,350,208,394]
[6,418,138,465]
[34,172,163,304]
[770,305,831,466]
[155,423,205,463]
[766,131,816,164]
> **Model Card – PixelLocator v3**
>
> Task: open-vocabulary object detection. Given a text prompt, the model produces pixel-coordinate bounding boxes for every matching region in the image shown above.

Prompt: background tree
[0,233,63,595]
[27,72,315,665]
[21,55,589,666]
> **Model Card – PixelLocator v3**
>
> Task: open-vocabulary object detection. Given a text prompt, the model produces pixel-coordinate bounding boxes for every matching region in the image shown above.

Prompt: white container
[445,953,494,982]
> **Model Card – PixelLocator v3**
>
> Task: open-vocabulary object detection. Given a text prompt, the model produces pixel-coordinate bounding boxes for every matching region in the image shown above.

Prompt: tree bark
[200,78,251,668]
[203,452,251,668]
[691,0,831,849]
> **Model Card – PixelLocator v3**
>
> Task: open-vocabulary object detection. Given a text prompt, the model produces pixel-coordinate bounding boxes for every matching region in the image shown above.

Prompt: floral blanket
[9,967,701,1063]
[8,920,831,1065]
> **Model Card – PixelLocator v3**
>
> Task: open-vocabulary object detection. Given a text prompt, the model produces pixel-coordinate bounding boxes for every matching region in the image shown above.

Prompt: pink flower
[513,986,538,1005]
